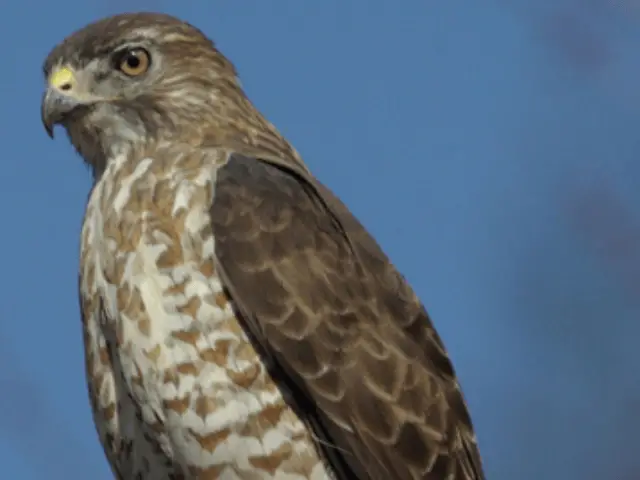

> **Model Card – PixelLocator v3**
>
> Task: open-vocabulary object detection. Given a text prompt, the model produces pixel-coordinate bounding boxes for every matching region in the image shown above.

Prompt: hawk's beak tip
[43,119,55,139]
[41,89,59,139]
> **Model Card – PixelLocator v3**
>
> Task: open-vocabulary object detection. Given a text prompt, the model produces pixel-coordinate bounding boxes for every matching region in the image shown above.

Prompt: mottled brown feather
[210,154,485,480]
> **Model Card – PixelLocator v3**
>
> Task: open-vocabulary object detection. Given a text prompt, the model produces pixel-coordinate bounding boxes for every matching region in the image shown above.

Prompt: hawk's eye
[114,48,151,77]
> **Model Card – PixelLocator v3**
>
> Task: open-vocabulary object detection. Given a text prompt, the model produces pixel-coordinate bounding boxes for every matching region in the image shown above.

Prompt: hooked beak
[41,65,85,138]
[41,87,83,138]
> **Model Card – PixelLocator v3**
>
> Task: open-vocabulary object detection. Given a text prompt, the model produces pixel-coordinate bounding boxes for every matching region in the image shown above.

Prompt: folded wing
[209,154,484,480]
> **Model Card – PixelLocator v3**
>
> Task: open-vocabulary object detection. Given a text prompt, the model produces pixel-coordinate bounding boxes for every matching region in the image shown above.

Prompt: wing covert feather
[209,154,484,480]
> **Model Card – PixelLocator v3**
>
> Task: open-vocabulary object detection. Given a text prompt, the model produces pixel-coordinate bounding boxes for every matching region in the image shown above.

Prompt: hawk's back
[79,145,331,479]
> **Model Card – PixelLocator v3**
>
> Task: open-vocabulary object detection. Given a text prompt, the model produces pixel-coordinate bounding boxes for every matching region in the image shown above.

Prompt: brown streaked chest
[78,150,329,478]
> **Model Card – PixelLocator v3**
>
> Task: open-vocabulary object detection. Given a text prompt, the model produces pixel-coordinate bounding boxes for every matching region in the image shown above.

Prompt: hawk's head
[41,12,249,173]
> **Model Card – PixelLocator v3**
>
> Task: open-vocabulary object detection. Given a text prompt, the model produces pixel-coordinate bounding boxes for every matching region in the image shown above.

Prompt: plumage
[41,12,484,480]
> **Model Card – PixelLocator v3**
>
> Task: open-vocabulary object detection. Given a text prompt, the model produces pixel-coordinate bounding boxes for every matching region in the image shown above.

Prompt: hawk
[41,12,484,480]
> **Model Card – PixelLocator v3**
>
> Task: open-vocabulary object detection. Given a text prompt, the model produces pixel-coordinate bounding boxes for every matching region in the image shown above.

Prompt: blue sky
[2,1,639,479]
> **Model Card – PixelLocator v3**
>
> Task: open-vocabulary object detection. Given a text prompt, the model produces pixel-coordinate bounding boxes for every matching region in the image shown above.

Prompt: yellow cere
[49,66,75,90]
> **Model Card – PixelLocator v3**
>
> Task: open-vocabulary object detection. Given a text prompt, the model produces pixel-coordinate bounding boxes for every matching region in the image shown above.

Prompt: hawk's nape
[40,11,485,480]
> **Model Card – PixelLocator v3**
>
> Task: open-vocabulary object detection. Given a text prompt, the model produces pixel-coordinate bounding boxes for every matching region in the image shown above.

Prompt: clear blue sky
[2,1,639,479]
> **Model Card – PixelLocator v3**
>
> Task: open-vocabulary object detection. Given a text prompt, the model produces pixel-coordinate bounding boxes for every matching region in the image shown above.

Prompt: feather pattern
[210,154,484,479]
[43,11,485,480]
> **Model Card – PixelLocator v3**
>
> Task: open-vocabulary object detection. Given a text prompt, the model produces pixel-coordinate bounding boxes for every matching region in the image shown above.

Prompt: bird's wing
[209,153,485,480]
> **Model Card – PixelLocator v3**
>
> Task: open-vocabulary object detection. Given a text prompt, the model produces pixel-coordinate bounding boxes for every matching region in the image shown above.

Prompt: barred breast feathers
[79,148,329,478]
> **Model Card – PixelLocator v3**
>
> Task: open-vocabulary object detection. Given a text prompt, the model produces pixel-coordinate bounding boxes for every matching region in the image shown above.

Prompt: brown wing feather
[209,154,485,480]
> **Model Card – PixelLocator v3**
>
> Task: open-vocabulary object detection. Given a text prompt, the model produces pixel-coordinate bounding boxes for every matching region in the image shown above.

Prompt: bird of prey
[41,12,484,480]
